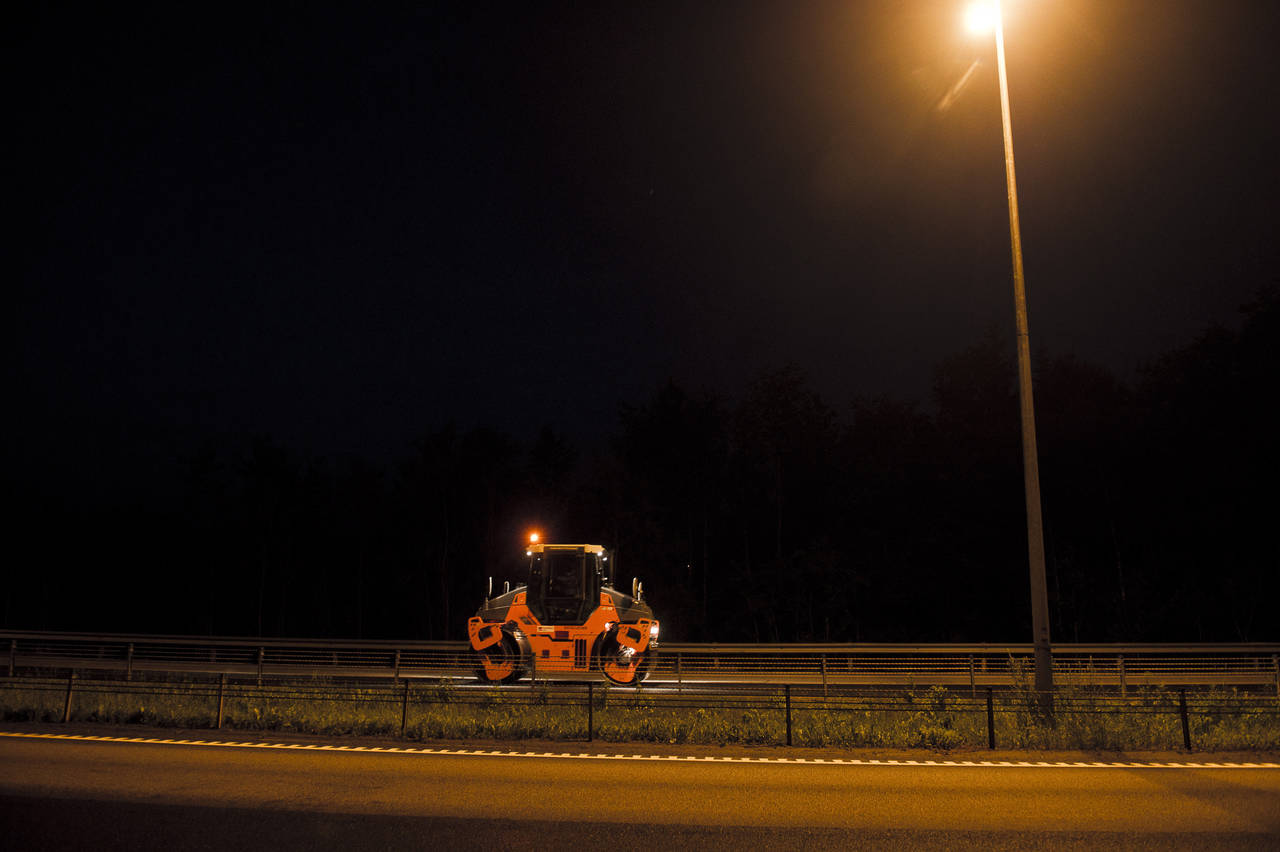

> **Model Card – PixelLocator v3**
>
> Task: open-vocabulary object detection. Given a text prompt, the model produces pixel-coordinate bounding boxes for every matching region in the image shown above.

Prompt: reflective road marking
[3,731,1277,768]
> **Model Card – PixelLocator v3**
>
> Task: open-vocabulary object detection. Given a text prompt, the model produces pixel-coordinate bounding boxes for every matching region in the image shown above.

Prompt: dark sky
[11,1,1279,464]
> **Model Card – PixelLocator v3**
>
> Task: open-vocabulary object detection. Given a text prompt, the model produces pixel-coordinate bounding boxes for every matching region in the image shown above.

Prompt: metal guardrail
[4,630,1279,692]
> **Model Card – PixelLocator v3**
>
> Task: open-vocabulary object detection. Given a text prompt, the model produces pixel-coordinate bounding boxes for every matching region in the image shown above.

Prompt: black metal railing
[4,671,1278,752]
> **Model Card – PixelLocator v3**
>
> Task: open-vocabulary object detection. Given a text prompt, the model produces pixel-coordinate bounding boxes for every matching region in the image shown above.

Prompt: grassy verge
[3,676,1277,751]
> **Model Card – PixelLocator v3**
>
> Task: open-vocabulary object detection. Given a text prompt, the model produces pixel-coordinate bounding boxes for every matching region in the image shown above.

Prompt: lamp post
[969,0,1053,704]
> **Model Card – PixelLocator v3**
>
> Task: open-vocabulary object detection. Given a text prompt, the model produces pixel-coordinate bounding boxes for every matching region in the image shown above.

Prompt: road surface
[2,730,1278,849]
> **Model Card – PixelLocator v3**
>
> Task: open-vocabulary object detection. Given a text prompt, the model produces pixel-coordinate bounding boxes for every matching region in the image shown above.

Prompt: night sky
[13,1,1277,461]
[8,3,1280,643]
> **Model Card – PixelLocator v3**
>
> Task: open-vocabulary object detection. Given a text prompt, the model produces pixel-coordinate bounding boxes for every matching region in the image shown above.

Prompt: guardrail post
[126,643,134,682]
[676,653,683,692]
[257,647,265,686]
[587,683,594,742]
[400,680,410,736]
[969,655,976,698]
[216,674,226,729]
[1179,689,1192,751]
[1273,654,1278,700]
[1118,654,1126,697]
[63,671,76,723]
[821,655,828,698]
[8,639,15,677]
[987,687,996,749]
[394,649,401,686]
[784,685,792,747]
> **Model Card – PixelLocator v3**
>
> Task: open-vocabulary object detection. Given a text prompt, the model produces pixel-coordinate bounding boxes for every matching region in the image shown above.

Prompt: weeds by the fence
[2,675,1277,751]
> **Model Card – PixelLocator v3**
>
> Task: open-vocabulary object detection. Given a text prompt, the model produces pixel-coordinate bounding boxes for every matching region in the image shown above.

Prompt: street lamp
[967,0,1054,704]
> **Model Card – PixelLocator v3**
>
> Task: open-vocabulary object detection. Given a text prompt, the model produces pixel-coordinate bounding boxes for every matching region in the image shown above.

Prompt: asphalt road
[2,732,1278,850]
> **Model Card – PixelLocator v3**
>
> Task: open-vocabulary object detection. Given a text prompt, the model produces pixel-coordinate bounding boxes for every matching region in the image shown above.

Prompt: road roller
[467,537,658,685]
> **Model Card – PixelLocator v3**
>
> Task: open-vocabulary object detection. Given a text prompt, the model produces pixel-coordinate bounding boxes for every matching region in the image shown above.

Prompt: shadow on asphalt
[4,794,1278,852]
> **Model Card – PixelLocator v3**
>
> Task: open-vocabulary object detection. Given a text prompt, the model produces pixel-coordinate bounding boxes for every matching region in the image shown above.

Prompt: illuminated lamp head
[965,2,999,35]
[528,531,540,544]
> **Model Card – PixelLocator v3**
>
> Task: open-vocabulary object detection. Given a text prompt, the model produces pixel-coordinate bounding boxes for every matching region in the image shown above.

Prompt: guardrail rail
[4,631,1278,693]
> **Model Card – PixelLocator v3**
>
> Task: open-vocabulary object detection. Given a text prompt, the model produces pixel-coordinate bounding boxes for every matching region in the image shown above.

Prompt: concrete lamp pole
[969,0,1054,705]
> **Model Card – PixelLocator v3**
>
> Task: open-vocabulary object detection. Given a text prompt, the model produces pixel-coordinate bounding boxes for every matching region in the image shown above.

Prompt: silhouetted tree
[7,292,1277,643]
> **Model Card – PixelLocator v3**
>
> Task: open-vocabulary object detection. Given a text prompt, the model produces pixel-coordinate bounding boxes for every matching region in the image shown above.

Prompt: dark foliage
[6,293,1277,642]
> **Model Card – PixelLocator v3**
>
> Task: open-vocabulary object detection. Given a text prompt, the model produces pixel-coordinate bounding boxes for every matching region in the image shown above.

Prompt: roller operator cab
[467,542,659,685]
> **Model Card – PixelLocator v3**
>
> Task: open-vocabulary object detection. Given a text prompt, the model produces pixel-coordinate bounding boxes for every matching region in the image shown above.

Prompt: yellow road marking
[1,731,1276,768]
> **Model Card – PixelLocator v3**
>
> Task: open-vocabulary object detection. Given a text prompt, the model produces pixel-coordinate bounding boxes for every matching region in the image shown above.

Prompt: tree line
[7,292,1276,643]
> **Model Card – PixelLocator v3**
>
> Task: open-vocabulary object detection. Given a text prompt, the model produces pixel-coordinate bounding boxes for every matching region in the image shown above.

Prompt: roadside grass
[2,676,1277,751]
